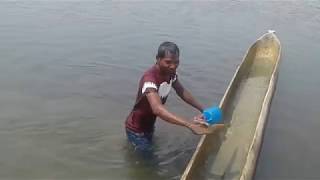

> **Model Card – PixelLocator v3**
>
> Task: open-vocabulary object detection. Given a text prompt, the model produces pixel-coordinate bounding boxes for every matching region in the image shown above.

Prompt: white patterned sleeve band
[142,82,157,94]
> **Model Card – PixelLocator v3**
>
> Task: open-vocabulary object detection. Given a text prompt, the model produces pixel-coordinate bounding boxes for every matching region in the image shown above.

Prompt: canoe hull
[181,31,281,180]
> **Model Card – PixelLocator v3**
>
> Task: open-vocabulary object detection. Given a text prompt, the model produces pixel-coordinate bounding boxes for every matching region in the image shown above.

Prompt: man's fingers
[191,123,229,135]
[201,124,227,134]
[213,124,227,129]
[194,114,205,121]
[193,119,209,126]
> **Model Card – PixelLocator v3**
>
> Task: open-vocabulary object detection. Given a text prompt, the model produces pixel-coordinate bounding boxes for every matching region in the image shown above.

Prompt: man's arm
[172,79,204,112]
[145,89,210,135]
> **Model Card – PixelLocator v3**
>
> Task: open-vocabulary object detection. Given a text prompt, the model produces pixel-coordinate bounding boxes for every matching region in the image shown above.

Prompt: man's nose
[169,64,177,70]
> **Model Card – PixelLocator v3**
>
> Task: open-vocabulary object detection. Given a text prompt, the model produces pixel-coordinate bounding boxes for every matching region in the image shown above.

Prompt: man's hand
[188,123,212,135]
[188,122,227,135]
[193,114,209,126]
[193,113,204,121]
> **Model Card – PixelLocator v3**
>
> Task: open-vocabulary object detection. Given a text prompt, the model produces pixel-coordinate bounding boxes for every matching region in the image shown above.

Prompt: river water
[0,1,319,179]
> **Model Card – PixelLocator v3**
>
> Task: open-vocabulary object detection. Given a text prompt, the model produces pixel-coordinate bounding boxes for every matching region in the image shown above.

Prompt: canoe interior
[181,33,281,180]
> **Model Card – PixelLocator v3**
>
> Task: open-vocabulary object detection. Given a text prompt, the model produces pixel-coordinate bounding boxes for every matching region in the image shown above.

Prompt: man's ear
[156,58,160,64]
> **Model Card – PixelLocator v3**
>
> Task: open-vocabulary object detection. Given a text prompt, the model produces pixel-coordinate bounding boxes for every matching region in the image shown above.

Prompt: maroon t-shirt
[125,65,177,133]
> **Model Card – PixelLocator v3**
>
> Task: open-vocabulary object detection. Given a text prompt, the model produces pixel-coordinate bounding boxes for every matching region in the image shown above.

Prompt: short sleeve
[141,73,158,94]
[142,82,157,94]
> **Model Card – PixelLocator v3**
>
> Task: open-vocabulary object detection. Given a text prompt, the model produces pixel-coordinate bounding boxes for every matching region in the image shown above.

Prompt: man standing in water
[125,42,214,151]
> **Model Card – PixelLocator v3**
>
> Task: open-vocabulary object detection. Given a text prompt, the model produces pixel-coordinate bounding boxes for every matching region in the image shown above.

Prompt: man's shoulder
[144,65,157,74]
[141,65,158,80]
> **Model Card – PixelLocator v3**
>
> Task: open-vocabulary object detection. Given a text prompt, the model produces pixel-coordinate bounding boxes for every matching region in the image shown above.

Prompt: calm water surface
[0,1,319,179]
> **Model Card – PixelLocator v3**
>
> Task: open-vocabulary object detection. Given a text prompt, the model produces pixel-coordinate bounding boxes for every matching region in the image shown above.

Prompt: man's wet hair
[156,41,180,59]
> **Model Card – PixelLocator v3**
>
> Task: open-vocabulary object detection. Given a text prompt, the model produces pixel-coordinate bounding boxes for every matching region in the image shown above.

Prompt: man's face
[157,54,179,76]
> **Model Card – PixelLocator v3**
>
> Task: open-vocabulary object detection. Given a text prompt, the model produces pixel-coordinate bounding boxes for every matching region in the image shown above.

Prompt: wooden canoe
[181,31,281,180]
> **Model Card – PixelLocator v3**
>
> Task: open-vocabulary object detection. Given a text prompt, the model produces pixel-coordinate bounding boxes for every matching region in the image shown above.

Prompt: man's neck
[154,64,169,78]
